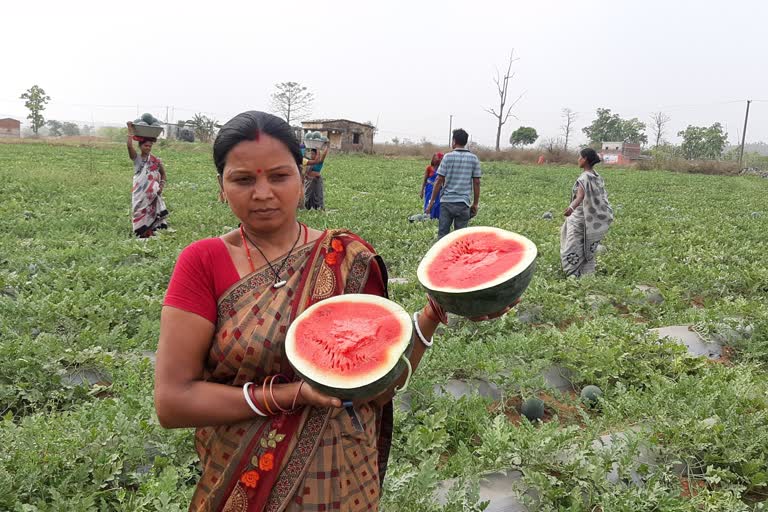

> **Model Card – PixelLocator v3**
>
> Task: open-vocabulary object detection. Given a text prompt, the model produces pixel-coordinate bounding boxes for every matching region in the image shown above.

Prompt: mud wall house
[0,118,21,138]
[301,119,375,153]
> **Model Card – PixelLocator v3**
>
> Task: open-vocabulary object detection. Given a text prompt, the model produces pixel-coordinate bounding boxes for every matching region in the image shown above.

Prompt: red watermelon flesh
[293,302,405,376]
[426,232,528,290]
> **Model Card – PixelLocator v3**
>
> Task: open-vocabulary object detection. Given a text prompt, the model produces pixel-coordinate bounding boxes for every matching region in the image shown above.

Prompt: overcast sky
[3,0,767,147]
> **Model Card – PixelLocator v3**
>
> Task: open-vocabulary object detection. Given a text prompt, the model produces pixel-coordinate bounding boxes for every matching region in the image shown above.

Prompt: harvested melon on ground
[285,294,413,400]
[417,227,537,318]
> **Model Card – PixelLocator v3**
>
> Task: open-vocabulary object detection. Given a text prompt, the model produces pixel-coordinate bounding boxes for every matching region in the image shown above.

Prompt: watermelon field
[2,141,768,511]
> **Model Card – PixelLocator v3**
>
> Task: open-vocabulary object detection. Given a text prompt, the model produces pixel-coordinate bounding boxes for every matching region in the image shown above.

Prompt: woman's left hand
[467,298,522,322]
[564,206,573,217]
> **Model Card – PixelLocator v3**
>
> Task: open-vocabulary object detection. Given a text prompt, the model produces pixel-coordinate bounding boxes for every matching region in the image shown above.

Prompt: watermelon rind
[416,227,537,318]
[285,294,413,400]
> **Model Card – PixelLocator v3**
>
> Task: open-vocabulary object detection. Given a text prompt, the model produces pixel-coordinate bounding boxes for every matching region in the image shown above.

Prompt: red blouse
[164,237,386,324]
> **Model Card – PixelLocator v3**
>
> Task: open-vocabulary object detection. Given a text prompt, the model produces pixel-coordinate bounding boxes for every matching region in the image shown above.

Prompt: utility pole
[448,115,453,147]
[738,100,751,168]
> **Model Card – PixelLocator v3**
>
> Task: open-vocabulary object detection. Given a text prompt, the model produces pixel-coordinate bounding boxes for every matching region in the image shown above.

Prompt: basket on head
[133,124,164,138]
[305,139,326,150]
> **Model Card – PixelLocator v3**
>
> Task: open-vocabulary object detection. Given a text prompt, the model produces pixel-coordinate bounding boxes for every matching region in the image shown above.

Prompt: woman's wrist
[425,296,448,324]
[288,381,304,407]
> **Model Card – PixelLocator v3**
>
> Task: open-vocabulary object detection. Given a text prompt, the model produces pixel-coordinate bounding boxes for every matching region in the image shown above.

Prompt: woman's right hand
[420,189,425,200]
[126,122,134,136]
[299,382,342,408]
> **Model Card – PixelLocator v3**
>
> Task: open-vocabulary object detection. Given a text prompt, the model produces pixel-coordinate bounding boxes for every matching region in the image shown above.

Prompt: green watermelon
[521,397,545,422]
[417,227,537,318]
[580,385,603,407]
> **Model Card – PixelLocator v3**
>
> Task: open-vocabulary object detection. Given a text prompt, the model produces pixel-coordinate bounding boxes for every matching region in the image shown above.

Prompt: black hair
[580,148,601,167]
[452,128,469,146]
[213,111,302,176]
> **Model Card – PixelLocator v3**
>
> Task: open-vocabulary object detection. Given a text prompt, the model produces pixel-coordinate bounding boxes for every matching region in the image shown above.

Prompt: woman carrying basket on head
[127,122,169,238]
[303,143,328,210]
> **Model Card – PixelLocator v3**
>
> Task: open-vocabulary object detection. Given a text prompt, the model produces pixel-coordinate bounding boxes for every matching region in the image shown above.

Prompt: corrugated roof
[302,119,374,128]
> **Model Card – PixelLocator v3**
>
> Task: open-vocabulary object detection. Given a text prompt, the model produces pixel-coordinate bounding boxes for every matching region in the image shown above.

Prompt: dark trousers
[438,202,470,239]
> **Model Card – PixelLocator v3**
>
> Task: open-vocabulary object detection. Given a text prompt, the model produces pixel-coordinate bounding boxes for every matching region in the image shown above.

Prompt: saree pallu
[132,154,168,237]
[191,230,391,512]
[560,171,614,277]
[423,174,440,220]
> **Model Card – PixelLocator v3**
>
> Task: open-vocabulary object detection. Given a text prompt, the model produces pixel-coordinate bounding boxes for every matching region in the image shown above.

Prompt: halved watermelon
[417,227,537,318]
[285,294,413,400]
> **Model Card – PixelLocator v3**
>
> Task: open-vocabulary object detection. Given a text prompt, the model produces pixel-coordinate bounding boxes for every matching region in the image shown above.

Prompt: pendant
[272,280,287,289]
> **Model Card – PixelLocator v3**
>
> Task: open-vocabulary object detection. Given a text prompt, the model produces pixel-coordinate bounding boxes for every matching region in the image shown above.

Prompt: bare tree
[270,82,314,125]
[650,112,671,147]
[484,52,523,151]
[540,137,563,152]
[561,108,577,150]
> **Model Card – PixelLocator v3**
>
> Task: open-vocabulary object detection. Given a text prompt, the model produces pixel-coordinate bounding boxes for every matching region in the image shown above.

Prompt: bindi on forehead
[256,169,263,174]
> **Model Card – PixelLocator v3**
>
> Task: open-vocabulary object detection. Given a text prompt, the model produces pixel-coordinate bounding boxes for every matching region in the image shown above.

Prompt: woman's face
[578,155,587,168]
[220,135,301,234]
[140,141,153,154]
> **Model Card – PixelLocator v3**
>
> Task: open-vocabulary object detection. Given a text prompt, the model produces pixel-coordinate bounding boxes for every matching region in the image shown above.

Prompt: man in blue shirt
[425,128,482,239]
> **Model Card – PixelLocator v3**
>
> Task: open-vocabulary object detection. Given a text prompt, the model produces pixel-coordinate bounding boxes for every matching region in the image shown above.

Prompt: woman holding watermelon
[154,111,513,511]
[126,121,169,238]
[560,148,614,277]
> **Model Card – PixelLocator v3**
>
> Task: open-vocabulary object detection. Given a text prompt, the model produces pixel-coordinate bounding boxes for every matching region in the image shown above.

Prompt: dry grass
[634,158,741,176]
[373,142,578,164]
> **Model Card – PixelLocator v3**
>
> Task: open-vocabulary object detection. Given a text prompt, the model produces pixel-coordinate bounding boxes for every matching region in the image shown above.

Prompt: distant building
[167,123,194,142]
[0,118,21,138]
[301,119,375,153]
[599,141,641,164]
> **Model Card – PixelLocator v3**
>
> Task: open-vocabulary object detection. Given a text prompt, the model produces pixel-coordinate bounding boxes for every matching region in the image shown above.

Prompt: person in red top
[420,152,443,219]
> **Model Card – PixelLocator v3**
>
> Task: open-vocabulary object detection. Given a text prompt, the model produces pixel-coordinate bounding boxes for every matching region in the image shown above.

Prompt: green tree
[509,126,538,146]
[270,82,314,125]
[62,122,80,136]
[19,85,51,135]
[186,114,220,143]
[583,108,647,146]
[46,120,62,137]
[81,125,92,136]
[677,123,728,160]
[96,126,128,142]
